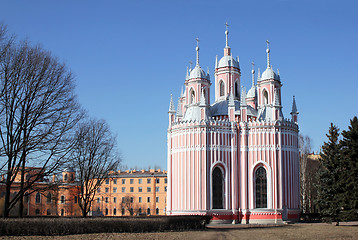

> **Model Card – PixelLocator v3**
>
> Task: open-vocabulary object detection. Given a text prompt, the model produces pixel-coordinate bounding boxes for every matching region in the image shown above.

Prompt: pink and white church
[166,27,300,224]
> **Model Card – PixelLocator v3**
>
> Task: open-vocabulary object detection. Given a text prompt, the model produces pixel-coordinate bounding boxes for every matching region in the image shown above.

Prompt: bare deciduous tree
[70,119,120,217]
[120,195,138,216]
[0,25,83,217]
[299,134,320,214]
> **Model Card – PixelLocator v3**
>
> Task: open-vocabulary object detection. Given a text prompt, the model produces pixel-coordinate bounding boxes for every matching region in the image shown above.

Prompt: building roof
[217,55,240,69]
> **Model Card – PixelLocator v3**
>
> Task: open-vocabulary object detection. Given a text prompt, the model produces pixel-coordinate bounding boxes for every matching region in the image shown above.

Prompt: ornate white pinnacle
[169,94,175,112]
[225,22,229,48]
[266,40,270,68]
[200,87,206,106]
[195,37,200,66]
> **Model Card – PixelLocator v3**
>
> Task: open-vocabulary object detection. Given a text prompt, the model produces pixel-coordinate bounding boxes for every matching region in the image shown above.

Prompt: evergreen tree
[317,123,342,225]
[340,116,358,220]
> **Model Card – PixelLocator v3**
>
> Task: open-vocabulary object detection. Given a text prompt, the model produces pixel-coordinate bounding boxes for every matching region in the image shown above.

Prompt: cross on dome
[266,39,271,68]
[225,22,229,48]
[195,37,200,66]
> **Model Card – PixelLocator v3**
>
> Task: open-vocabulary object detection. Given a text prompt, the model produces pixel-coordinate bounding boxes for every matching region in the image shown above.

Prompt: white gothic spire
[266,40,270,68]
[225,22,229,48]
[169,94,175,113]
[195,37,200,66]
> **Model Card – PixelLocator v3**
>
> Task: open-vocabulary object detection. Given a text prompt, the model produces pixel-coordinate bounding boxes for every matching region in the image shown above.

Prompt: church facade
[167,28,300,224]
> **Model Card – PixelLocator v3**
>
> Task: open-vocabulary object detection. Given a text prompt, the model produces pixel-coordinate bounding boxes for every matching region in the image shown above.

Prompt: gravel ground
[1,222,357,240]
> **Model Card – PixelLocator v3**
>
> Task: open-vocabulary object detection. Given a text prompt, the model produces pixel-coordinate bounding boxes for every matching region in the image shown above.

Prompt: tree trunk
[3,157,13,218]
[18,154,26,218]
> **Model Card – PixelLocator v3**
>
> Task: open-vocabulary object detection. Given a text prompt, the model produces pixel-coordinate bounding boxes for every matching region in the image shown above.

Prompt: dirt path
[1,222,357,240]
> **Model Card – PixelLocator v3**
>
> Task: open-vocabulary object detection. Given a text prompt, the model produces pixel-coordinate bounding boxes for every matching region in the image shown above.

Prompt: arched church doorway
[212,167,224,209]
[255,167,267,208]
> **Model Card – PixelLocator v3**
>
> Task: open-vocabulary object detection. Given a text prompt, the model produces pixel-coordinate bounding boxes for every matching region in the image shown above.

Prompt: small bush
[0,215,211,236]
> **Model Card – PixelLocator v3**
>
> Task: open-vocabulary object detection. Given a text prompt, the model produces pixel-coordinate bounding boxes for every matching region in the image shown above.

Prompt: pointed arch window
[46,193,52,203]
[35,192,41,203]
[203,89,207,104]
[263,90,268,105]
[255,167,267,208]
[190,89,195,104]
[212,167,224,209]
[235,81,239,98]
[219,81,225,97]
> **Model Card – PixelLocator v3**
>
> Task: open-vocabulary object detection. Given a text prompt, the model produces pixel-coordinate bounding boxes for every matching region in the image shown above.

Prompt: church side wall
[168,120,237,217]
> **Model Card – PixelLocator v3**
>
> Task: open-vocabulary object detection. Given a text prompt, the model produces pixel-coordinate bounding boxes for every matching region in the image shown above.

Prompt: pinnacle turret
[240,87,247,106]
[199,88,206,107]
[169,94,175,113]
[176,98,182,116]
[228,87,235,107]
[273,88,280,107]
[291,96,298,114]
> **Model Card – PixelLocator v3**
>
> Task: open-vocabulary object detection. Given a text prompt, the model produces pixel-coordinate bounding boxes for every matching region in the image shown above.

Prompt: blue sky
[1,0,357,169]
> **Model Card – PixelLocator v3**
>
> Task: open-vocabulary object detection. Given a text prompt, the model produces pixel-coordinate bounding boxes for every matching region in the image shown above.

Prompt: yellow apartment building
[90,169,167,216]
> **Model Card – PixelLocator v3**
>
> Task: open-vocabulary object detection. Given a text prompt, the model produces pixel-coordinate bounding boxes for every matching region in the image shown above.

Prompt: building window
[138,187,142,192]
[113,187,117,193]
[47,209,51,215]
[156,179,160,184]
[212,167,224,209]
[263,89,268,105]
[138,179,142,184]
[147,187,151,192]
[156,208,159,215]
[74,196,77,204]
[35,192,41,203]
[114,197,117,203]
[235,81,239,98]
[122,197,125,203]
[122,187,126,193]
[130,179,134,184]
[97,188,101,193]
[147,179,151,184]
[130,197,133,203]
[97,197,100,203]
[61,195,65,204]
[122,179,126,184]
[156,197,159,203]
[138,197,142,203]
[46,193,52,203]
[220,81,225,97]
[64,174,68,181]
[105,187,109,193]
[130,187,134,192]
[113,179,117,184]
[130,208,134,216]
[35,209,40,215]
[138,207,142,214]
[113,208,117,215]
[164,178,167,183]
[105,179,109,184]
[105,197,109,203]
[121,208,125,215]
[105,208,108,215]
[190,89,195,104]
[255,167,267,208]
[61,209,64,216]
[147,208,151,215]
[147,197,150,203]
[164,186,167,192]
[24,192,29,203]
[156,187,159,192]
